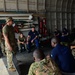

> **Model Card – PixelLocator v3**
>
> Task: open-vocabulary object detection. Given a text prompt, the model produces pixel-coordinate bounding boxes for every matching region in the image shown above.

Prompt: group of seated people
[18,27,74,54]
[4,26,75,75]
[54,28,69,46]
[17,26,39,53]
[28,37,75,75]
[17,26,75,75]
[16,25,75,75]
[0,25,75,75]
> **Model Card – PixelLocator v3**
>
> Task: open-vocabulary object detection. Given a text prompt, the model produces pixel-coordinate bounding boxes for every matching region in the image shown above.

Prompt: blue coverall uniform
[27,30,39,51]
[50,44,75,73]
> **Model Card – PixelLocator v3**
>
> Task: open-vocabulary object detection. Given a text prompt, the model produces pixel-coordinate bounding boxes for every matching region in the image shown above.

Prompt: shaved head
[51,37,58,44]
[33,49,45,60]
[51,37,59,47]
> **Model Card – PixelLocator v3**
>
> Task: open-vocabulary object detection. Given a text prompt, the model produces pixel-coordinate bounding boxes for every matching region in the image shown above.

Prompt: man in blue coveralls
[27,26,39,53]
[50,37,75,73]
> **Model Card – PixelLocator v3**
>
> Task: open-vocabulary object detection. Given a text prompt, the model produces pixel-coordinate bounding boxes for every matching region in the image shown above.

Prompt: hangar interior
[46,0,75,32]
[0,0,75,35]
[0,0,75,75]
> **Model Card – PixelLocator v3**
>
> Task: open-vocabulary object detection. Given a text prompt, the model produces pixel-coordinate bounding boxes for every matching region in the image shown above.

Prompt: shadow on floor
[19,62,32,75]
[17,46,52,75]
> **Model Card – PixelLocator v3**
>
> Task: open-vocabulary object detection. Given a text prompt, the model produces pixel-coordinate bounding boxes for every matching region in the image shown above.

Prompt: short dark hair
[6,17,13,23]
[33,49,45,60]
[31,25,35,28]
[19,32,23,34]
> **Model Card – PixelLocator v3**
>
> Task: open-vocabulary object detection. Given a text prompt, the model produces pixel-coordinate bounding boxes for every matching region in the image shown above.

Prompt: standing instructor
[2,17,17,72]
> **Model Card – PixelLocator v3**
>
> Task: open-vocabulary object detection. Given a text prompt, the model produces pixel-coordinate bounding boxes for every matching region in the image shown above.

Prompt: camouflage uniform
[0,31,1,44]
[0,31,6,56]
[2,25,17,69]
[0,31,2,56]
[1,39,6,56]
[28,57,62,75]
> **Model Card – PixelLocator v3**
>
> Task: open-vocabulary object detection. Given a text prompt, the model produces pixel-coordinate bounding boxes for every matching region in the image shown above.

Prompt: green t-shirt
[19,36,25,42]
[2,25,16,47]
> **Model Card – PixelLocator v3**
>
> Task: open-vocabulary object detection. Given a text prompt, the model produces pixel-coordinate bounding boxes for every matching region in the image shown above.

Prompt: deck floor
[0,46,51,75]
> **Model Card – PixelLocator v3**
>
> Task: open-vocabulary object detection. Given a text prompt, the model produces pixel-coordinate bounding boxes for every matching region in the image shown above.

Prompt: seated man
[50,37,75,73]
[27,26,39,53]
[60,31,68,46]
[54,28,61,40]
[28,50,62,75]
[70,40,75,49]
[18,32,27,52]
[60,28,69,46]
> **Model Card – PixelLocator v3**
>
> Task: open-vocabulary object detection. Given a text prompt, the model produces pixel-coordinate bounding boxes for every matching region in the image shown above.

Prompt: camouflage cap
[6,17,13,23]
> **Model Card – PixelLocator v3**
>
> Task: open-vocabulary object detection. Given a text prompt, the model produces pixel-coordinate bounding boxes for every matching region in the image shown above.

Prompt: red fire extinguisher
[40,20,43,29]
[39,20,43,34]
[43,18,46,36]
